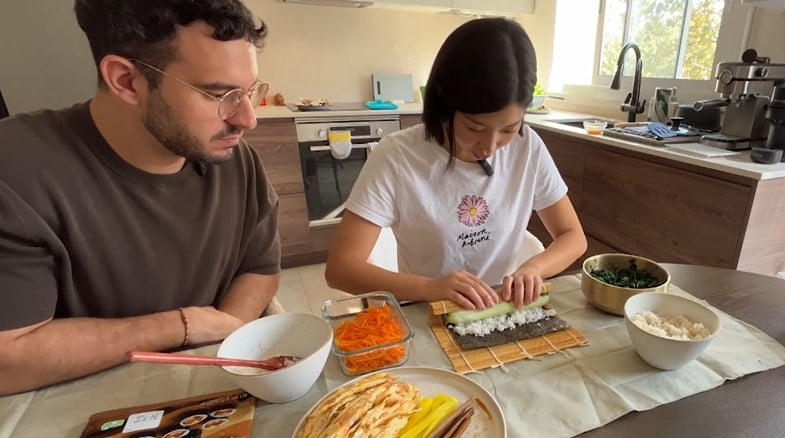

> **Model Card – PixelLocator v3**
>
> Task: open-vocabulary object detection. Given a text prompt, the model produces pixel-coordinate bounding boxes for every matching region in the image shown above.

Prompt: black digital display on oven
[330,126,371,136]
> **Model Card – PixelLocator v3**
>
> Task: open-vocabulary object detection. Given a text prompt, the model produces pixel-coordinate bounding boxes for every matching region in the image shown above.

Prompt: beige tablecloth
[2,274,784,438]
[325,274,785,437]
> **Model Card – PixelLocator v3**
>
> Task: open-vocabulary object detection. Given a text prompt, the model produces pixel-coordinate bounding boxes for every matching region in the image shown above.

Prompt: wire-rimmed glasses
[132,59,268,120]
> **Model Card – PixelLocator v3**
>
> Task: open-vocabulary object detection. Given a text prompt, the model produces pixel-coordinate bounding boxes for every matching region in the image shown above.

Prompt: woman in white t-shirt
[325,18,586,310]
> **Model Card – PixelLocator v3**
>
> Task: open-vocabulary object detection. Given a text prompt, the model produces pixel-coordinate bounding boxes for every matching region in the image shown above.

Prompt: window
[548,0,601,92]
[598,0,725,80]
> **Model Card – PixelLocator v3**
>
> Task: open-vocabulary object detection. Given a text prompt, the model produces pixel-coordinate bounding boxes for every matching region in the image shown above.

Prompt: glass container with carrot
[321,292,414,375]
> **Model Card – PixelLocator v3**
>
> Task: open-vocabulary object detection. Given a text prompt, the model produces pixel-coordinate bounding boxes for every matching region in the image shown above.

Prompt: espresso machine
[764,82,785,161]
[694,49,785,150]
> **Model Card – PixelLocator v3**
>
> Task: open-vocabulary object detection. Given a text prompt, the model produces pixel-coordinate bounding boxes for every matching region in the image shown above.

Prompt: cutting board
[372,73,413,102]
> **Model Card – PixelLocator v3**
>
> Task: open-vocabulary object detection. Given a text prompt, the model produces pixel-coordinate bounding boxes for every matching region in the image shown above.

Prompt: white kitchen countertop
[253,102,424,119]
[253,104,785,181]
[524,110,785,181]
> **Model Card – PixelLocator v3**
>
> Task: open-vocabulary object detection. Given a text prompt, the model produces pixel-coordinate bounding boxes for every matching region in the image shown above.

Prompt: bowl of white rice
[624,292,721,370]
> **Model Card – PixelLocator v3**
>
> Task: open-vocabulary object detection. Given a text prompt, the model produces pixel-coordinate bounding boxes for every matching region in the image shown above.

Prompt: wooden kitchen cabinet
[245,118,312,266]
[581,149,749,268]
[530,127,785,277]
[536,130,584,211]
[400,114,422,130]
[277,193,311,256]
[244,119,303,195]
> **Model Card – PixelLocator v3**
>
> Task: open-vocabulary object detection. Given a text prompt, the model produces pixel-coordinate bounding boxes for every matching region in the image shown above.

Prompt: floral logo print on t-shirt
[456,195,490,227]
[456,195,492,248]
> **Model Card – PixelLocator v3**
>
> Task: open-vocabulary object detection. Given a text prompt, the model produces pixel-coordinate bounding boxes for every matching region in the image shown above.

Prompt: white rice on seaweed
[450,307,557,337]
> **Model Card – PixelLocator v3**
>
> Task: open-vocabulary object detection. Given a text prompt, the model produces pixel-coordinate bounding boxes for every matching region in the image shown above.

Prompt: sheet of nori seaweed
[448,316,570,350]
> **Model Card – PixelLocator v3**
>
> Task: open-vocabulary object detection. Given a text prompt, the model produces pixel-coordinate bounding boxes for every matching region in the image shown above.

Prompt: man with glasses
[0,0,280,394]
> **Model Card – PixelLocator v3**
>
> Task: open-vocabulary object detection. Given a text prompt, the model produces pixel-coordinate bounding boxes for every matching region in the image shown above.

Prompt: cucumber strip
[444,294,551,324]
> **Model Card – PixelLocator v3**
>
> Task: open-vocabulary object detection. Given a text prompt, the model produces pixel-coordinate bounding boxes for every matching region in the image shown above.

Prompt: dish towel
[328,130,352,160]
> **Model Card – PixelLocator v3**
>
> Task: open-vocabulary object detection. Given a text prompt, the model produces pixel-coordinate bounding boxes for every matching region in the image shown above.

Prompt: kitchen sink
[545,118,617,128]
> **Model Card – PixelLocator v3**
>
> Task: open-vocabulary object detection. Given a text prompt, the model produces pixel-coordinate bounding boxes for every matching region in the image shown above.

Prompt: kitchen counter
[254,102,424,119]
[525,110,785,181]
[246,104,785,275]
[254,105,785,180]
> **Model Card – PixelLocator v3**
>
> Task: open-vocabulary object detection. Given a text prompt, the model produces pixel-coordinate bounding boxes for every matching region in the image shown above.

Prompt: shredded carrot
[335,305,406,374]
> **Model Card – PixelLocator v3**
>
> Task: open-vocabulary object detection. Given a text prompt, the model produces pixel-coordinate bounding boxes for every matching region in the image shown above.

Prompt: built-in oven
[296,116,400,226]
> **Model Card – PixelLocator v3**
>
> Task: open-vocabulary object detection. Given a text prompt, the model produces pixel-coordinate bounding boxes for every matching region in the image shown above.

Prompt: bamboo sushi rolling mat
[428,282,589,374]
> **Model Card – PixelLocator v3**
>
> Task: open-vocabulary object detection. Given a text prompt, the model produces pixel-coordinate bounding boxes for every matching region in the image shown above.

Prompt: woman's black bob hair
[422,17,537,159]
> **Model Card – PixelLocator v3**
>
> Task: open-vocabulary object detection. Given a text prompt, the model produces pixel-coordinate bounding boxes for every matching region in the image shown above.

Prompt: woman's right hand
[427,271,498,310]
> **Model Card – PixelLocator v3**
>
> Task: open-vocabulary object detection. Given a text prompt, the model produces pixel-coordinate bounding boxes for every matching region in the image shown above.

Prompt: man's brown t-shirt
[0,102,280,330]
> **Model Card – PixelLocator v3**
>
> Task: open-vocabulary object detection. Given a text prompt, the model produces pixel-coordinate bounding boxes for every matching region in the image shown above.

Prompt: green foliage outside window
[599,0,724,80]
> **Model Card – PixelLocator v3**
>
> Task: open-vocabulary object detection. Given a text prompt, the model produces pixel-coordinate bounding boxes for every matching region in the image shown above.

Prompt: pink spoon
[128,351,302,371]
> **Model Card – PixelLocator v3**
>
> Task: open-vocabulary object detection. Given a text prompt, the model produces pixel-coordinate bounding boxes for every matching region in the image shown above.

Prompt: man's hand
[182,306,245,345]
[427,270,498,310]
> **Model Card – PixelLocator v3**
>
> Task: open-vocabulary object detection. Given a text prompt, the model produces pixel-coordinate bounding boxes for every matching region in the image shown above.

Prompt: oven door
[299,142,374,226]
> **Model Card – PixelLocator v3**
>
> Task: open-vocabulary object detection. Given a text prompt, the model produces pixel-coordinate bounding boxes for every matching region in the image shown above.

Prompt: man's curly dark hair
[74,0,267,87]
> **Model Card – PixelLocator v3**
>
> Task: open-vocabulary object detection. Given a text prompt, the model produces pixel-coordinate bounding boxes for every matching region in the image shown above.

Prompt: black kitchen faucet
[610,42,646,123]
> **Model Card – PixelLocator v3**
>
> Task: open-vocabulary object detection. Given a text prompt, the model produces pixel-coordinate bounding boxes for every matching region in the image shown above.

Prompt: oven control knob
[376,128,384,136]
[317,129,327,139]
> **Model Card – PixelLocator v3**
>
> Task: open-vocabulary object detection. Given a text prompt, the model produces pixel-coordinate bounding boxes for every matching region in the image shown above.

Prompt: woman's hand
[501,265,544,308]
[427,271,498,310]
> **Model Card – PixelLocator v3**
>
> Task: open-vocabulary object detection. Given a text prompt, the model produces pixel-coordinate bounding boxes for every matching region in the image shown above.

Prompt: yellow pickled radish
[399,397,434,435]
[420,397,458,437]
[399,394,458,438]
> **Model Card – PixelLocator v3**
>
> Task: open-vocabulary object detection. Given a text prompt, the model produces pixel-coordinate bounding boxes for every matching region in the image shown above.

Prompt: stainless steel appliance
[297,116,400,226]
[764,81,785,161]
[694,49,785,150]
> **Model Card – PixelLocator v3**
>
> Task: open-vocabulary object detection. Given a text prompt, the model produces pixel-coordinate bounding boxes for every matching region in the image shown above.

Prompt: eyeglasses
[131,59,269,120]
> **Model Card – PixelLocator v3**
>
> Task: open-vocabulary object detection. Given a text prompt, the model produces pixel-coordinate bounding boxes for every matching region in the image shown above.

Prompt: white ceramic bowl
[624,292,721,370]
[216,313,332,403]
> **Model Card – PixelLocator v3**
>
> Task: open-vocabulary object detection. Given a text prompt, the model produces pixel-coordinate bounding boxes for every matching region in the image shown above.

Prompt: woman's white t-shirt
[345,123,567,286]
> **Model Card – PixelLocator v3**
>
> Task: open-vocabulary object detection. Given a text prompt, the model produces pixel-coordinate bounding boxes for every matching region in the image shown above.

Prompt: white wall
[0,0,469,114]
[0,1,96,114]
[516,1,556,92]
[748,8,785,58]
[246,0,468,103]
[4,0,783,117]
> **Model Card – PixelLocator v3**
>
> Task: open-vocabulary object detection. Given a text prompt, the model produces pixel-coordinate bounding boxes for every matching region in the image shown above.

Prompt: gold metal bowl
[581,253,670,316]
